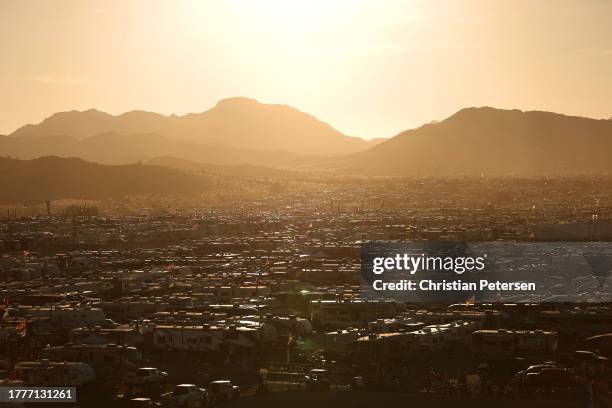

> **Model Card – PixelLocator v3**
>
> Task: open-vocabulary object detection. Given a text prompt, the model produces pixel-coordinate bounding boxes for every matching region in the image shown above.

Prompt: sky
[1,0,612,139]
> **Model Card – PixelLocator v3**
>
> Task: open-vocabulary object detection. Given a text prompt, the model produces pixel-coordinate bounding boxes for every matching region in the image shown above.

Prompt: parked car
[574,350,601,362]
[209,380,240,403]
[350,376,365,390]
[263,371,306,392]
[128,397,161,408]
[160,384,209,407]
[305,369,330,390]
[515,364,559,381]
[125,367,168,387]
[525,367,573,388]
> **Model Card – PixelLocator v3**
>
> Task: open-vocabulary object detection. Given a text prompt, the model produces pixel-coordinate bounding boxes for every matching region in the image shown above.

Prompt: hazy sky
[1,0,612,139]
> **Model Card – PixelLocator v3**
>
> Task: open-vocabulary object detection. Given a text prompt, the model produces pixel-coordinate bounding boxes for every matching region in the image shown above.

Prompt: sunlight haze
[1,0,612,139]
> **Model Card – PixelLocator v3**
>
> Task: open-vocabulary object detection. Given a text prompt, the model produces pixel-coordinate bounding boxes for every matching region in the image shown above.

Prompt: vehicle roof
[527,364,555,368]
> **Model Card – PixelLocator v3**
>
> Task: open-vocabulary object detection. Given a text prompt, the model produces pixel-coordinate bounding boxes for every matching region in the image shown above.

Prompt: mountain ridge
[9,97,382,156]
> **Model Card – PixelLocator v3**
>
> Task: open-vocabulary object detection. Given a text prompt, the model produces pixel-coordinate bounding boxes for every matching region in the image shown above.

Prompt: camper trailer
[70,326,143,347]
[310,300,398,328]
[14,360,95,386]
[472,329,558,356]
[43,344,141,381]
[19,306,109,330]
[152,324,259,351]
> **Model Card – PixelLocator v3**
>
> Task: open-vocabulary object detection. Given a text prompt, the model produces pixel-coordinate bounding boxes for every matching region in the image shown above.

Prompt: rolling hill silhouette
[147,156,300,180]
[0,132,316,167]
[0,156,209,203]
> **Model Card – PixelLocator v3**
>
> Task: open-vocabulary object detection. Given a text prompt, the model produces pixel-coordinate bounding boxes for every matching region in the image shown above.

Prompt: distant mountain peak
[445,106,523,122]
[215,96,259,107]
[48,108,110,119]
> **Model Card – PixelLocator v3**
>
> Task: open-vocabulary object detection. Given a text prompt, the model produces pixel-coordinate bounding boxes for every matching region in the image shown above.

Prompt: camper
[14,360,95,386]
[20,306,109,330]
[43,344,141,381]
[244,314,312,336]
[70,326,144,347]
[152,324,259,351]
[472,329,558,356]
[310,300,398,328]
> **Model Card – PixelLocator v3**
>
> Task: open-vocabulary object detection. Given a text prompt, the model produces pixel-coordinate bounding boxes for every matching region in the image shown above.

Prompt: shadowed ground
[226,390,575,408]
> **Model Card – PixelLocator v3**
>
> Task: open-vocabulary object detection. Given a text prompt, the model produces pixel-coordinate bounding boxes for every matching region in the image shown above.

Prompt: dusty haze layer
[2,0,612,139]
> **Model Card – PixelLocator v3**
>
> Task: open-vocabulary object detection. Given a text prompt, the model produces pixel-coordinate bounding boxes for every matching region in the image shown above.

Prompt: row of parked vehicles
[120,380,240,407]
[262,368,332,392]
[118,367,240,407]
[161,381,240,406]
[512,350,608,397]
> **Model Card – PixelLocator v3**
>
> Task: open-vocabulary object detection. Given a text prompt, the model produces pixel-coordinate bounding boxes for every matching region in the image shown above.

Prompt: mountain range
[9,97,382,157]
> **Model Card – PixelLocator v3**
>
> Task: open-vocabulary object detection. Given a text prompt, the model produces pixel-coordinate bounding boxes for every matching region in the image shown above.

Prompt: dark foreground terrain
[226,391,574,408]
